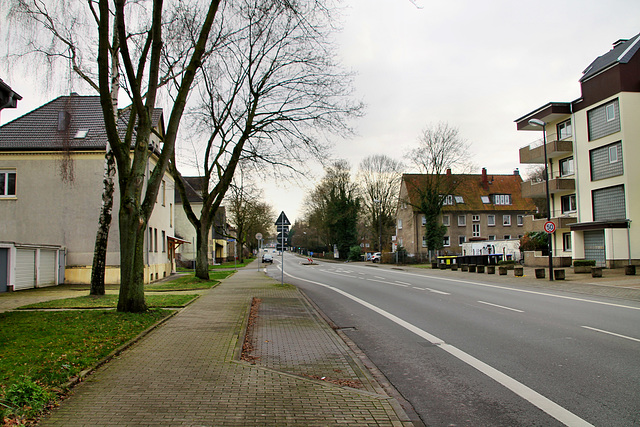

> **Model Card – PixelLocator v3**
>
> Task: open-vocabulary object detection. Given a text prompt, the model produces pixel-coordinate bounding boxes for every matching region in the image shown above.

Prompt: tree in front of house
[405,122,474,259]
[305,161,360,259]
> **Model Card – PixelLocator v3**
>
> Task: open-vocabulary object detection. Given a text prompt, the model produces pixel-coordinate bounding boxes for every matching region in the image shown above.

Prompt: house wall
[0,151,176,284]
[144,164,175,282]
[174,202,204,263]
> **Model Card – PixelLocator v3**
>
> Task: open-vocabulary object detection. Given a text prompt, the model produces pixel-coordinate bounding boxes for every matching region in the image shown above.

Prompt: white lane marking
[374,276,386,280]
[582,326,640,343]
[284,270,593,427]
[413,286,426,290]
[394,270,640,311]
[426,288,451,295]
[478,301,524,313]
[395,281,411,286]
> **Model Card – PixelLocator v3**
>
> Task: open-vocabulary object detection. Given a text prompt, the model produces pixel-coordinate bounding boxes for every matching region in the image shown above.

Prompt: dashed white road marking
[582,326,640,343]
[478,300,524,313]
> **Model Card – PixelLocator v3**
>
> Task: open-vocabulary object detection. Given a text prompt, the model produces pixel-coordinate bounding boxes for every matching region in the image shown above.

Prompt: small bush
[2,376,53,420]
[574,259,596,267]
[348,246,361,261]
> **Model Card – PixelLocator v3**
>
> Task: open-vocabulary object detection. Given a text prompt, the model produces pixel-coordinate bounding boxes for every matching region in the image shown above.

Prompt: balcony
[519,136,573,164]
[521,177,575,198]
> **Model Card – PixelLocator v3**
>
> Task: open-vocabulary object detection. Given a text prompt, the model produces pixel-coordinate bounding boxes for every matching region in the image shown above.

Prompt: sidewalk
[38,262,416,426]
[365,262,640,302]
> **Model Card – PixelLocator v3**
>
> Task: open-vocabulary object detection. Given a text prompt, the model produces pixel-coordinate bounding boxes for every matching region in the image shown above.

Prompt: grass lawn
[17,294,198,310]
[145,271,234,291]
[0,309,170,418]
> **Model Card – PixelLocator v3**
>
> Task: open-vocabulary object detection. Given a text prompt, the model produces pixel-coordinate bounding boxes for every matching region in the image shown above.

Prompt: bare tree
[405,122,474,257]
[357,154,403,251]
[172,0,362,279]
[226,174,274,263]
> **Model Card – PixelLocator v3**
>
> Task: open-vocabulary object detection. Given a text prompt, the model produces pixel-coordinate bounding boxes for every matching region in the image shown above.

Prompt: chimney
[446,168,452,176]
[612,38,628,49]
[481,167,488,190]
[58,111,71,131]
[514,168,520,176]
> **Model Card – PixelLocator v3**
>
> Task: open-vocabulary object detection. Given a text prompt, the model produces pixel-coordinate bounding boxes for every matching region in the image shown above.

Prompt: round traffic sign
[255,233,263,240]
[543,221,556,234]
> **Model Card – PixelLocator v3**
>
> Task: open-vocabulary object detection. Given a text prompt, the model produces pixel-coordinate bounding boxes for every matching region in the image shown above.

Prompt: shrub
[574,259,596,267]
[520,232,548,253]
[1,376,53,420]
[348,246,361,261]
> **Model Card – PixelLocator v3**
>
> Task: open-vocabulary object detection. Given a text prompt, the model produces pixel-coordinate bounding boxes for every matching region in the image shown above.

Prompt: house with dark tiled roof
[173,176,235,266]
[0,78,22,119]
[0,93,176,290]
[395,168,536,258]
[515,32,640,268]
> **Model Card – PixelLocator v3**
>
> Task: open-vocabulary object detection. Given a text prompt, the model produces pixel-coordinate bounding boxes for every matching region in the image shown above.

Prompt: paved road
[266,253,640,426]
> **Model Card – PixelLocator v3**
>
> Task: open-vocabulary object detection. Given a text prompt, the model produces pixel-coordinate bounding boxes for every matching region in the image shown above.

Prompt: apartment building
[516,33,640,267]
[396,169,536,258]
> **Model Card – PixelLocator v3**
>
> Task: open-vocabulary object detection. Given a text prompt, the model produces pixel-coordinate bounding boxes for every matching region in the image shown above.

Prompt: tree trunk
[195,220,210,280]
[90,149,116,295]
[116,206,148,313]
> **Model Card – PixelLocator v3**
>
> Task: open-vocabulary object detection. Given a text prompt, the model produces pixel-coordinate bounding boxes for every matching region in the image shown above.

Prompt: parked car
[371,252,381,263]
[262,253,273,263]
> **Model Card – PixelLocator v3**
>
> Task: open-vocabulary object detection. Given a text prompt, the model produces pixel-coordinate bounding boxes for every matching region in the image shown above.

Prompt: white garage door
[15,249,36,290]
[39,250,57,287]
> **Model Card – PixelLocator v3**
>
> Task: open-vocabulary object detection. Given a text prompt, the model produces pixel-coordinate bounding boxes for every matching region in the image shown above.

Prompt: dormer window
[74,129,88,139]
[493,194,511,205]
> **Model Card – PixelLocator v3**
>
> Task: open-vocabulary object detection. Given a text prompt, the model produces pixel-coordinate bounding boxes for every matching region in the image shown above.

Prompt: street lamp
[528,118,554,281]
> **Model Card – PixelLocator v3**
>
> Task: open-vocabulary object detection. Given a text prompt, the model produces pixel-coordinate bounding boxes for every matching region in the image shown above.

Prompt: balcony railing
[521,177,575,198]
[519,133,573,164]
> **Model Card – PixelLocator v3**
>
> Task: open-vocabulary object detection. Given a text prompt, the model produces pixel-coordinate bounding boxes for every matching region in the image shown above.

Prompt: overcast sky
[2,0,639,225]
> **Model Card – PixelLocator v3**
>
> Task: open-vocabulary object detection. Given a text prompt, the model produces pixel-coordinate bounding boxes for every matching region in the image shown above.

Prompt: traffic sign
[543,221,556,234]
[277,225,289,233]
[277,232,288,244]
[255,233,263,240]
[275,211,291,226]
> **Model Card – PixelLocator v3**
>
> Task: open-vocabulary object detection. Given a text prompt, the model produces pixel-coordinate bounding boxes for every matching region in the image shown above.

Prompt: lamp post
[528,118,554,281]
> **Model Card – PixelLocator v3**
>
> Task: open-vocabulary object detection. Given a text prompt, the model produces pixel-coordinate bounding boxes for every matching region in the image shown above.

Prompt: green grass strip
[18,294,197,310]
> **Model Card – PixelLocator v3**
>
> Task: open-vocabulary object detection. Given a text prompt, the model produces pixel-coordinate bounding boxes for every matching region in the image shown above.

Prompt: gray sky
[2,0,639,225]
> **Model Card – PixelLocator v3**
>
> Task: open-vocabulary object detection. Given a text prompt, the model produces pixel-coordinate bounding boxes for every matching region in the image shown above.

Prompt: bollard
[554,269,565,280]
[461,264,468,272]
[535,268,545,279]
[514,266,523,277]
[477,265,485,273]
[591,267,602,278]
[451,263,458,271]
[487,265,495,274]
[499,266,507,275]
[468,264,476,273]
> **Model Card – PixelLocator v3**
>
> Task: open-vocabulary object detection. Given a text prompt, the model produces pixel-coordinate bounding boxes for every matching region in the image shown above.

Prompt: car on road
[262,253,273,263]
[371,252,381,263]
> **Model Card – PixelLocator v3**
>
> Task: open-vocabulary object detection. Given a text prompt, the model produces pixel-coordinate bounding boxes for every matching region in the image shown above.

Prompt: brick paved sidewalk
[39,264,414,426]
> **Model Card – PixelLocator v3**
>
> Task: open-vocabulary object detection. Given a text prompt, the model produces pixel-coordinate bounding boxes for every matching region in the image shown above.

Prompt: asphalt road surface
[265,252,640,426]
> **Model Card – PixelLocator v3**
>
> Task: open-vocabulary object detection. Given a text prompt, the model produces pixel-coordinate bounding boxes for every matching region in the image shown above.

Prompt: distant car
[371,252,381,263]
[262,253,273,263]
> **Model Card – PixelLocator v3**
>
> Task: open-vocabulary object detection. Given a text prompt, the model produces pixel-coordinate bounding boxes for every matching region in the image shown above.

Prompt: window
[561,194,577,213]
[397,219,402,229]
[503,215,511,226]
[443,236,450,247]
[161,180,166,206]
[481,196,490,204]
[517,215,524,226]
[563,233,572,251]
[504,235,511,240]
[458,215,466,226]
[0,171,16,197]
[162,231,166,252]
[560,157,574,177]
[557,119,572,140]
[421,215,426,226]
[442,195,454,205]
[472,224,480,237]
[590,142,623,181]
[488,235,496,241]
[487,215,495,226]
[365,243,370,248]
[588,99,620,141]
[422,236,427,248]
[472,215,480,222]
[454,196,464,204]
[149,227,153,251]
[493,194,511,205]
[442,215,450,226]
[606,103,615,122]
[609,145,618,163]
[154,229,158,252]
[459,235,466,245]
[170,203,173,228]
